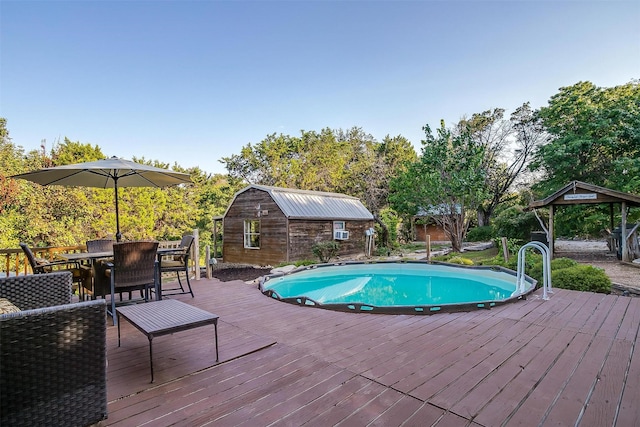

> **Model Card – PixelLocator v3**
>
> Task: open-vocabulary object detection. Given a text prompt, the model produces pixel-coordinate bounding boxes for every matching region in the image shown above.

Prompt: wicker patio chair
[159,234,195,298]
[19,242,87,295]
[0,271,107,427]
[83,239,115,299]
[106,240,159,325]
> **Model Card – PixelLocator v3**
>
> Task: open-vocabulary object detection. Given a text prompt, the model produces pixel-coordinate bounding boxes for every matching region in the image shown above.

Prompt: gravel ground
[554,239,640,293]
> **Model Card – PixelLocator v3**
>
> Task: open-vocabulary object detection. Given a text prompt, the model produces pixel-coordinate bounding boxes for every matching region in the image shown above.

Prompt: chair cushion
[0,298,21,314]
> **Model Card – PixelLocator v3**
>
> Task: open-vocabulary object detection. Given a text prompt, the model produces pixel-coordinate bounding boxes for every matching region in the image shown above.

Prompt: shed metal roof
[228,184,374,220]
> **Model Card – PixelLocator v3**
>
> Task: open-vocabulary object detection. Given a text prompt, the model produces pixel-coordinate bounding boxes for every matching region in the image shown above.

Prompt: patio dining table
[59,247,180,300]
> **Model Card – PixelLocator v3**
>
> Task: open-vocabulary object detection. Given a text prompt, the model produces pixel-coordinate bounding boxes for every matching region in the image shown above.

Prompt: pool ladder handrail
[517,242,552,300]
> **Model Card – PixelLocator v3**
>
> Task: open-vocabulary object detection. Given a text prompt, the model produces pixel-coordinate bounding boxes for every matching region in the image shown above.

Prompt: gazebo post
[548,205,555,259]
[621,201,628,261]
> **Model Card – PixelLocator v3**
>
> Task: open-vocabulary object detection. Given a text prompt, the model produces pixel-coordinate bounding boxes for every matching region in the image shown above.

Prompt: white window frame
[244,219,261,249]
[333,221,349,240]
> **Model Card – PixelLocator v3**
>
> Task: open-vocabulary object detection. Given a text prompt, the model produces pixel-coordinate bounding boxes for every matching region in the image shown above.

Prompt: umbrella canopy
[11,156,192,241]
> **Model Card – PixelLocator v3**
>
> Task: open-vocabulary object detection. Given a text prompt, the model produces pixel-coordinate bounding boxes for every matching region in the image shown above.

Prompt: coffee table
[116,299,219,382]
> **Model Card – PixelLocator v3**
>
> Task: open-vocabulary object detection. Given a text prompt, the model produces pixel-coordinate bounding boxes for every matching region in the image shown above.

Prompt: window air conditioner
[334,230,349,240]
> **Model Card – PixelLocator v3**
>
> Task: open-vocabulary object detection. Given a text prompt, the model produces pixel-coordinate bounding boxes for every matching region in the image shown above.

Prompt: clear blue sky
[2,1,638,176]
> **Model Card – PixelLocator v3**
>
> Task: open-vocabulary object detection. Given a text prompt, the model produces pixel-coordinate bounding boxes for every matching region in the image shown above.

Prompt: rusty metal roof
[229,185,374,220]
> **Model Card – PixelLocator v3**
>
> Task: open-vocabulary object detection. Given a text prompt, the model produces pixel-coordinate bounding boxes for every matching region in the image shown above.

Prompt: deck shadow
[105,318,276,402]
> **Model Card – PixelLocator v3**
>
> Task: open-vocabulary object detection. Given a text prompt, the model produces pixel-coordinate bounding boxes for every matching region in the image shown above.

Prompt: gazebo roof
[528,181,640,209]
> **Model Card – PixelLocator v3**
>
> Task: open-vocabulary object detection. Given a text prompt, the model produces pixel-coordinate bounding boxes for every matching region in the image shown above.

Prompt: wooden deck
[103,277,640,426]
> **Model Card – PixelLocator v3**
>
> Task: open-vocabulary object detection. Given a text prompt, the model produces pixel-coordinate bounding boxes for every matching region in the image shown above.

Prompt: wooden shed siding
[287,220,372,261]
[223,189,288,266]
[223,187,373,265]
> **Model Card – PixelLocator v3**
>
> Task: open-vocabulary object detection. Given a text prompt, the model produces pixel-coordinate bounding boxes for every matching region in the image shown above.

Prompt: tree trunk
[477,208,489,227]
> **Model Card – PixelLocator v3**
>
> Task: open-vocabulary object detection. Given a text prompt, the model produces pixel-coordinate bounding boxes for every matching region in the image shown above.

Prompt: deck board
[101,277,640,426]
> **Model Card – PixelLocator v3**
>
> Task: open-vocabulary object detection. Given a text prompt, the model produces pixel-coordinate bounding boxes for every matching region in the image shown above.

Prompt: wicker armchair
[160,234,195,298]
[106,241,159,325]
[0,272,107,427]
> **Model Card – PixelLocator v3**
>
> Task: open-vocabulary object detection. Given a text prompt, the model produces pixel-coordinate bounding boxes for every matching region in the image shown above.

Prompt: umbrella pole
[114,181,122,242]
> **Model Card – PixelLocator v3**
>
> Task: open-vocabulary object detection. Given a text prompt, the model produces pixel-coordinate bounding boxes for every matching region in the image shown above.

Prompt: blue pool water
[260,261,535,314]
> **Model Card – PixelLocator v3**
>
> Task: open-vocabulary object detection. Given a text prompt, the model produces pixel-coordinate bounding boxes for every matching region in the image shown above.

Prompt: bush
[375,208,400,247]
[551,265,611,294]
[312,241,340,263]
[446,256,474,266]
[492,206,539,241]
[528,257,577,283]
[466,225,495,242]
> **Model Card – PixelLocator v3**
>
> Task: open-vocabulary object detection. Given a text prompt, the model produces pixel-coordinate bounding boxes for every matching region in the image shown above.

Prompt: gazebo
[528,181,640,262]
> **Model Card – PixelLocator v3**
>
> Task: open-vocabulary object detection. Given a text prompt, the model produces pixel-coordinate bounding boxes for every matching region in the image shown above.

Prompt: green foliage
[532,80,640,195]
[276,259,315,268]
[375,208,400,248]
[527,256,576,283]
[552,265,611,294]
[466,225,494,242]
[374,246,392,257]
[389,121,489,252]
[550,204,623,239]
[312,241,340,263]
[220,126,417,250]
[460,103,544,226]
[0,124,241,261]
[491,206,539,240]
[493,237,525,260]
[446,256,474,266]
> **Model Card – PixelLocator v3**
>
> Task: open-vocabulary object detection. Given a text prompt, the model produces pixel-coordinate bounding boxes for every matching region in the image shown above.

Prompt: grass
[433,247,499,263]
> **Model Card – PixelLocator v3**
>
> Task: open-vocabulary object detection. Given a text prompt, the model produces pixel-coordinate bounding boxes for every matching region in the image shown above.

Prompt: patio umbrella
[10,156,192,241]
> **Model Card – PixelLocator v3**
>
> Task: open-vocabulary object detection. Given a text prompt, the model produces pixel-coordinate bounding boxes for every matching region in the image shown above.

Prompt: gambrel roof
[227,184,374,220]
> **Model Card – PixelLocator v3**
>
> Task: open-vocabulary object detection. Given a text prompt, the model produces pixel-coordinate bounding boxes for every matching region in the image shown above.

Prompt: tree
[389,121,489,252]
[531,80,640,195]
[344,133,417,248]
[457,103,544,226]
[221,128,349,190]
[220,126,418,249]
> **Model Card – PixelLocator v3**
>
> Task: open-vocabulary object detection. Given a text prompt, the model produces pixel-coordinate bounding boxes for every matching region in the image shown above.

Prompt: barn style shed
[221,185,374,265]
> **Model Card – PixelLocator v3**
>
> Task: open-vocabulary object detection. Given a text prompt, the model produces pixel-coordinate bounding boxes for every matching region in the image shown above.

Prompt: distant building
[412,204,461,242]
[221,185,374,265]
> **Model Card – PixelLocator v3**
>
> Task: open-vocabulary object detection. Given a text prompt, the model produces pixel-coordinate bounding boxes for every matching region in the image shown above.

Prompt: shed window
[333,221,346,230]
[244,219,260,249]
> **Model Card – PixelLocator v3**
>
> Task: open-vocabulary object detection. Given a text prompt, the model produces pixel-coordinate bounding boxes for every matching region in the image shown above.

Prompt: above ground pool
[259,261,536,314]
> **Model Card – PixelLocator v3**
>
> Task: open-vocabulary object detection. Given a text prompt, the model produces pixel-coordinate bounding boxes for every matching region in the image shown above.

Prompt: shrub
[527,256,576,283]
[466,225,495,242]
[551,257,579,270]
[492,206,539,240]
[312,241,340,263]
[551,265,611,294]
[446,256,474,266]
[375,208,400,247]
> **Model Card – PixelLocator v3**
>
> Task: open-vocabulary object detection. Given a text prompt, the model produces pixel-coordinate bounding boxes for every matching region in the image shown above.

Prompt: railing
[2,231,202,280]
[2,241,187,278]
[517,242,552,300]
[1,245,86,277]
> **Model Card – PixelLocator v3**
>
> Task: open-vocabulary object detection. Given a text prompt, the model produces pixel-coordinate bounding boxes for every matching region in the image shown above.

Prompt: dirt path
[551,239,640,293]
